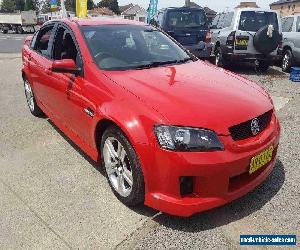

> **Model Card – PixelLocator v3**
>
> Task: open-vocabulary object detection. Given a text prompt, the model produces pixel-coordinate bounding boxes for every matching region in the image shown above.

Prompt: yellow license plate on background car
[249,146,274,174]
[235,39,248,46]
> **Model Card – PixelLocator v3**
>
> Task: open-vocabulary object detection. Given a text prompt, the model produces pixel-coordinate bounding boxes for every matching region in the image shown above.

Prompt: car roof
[71,17,146,26]
[162,6,204,11]
[43,17,147,27]
[283,14,300,18]
[236,7,278,13]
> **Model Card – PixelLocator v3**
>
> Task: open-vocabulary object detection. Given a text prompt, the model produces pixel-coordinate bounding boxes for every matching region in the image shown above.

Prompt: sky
[114,0,276,12]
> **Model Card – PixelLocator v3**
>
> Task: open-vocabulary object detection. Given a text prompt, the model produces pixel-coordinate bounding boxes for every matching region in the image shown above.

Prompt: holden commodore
[22,18,280,217]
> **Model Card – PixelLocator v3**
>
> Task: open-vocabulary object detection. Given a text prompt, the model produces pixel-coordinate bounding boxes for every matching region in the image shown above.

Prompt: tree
[87,0,94,10]
[1,0,16,12]
[16,0,25,11]
[40,0,51,13]
[24,0,39,12]
[65,0,75,12]
[97,0,119,14]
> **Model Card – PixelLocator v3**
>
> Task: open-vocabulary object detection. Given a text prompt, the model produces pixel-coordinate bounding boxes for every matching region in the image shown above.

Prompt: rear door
[165,9,208,46]
[234,10,279,55]
[282,16,295,54]
[29,23,57,113]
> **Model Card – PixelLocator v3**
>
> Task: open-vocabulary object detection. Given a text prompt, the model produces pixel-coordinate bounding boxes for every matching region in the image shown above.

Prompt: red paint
[22,19,281,217]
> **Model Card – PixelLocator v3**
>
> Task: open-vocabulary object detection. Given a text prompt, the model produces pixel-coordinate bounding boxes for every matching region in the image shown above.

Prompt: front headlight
[154,125,224,152]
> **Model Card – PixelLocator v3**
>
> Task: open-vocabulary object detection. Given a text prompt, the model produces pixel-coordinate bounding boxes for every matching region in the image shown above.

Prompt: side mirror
[52,59,81,74]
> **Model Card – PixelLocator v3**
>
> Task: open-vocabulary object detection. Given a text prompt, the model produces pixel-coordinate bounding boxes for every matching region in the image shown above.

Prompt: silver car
[211,8,282,71]
[281,15,300,72]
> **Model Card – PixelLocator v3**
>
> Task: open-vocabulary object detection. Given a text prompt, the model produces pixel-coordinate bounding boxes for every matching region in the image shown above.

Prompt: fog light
[180,176,193,196]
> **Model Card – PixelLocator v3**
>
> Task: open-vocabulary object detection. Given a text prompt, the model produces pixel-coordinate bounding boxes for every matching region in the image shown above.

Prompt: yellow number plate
[235,39,248,46]
[249,146,274,174]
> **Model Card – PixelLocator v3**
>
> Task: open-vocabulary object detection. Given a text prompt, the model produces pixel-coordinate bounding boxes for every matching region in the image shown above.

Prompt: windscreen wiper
[134,58,192,70]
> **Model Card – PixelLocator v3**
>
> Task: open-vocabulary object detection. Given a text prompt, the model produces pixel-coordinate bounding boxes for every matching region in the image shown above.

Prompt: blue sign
[240,235,297,246]
[50,0,57,9]
[147,0,158,23]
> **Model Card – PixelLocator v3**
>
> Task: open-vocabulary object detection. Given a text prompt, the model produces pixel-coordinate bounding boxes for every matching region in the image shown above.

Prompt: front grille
[229,110,273,141]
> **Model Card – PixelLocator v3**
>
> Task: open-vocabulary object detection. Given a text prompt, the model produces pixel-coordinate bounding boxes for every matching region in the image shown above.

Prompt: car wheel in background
[282,49,293,72]
[214,47,226,68]
[23,79,44,117]
[101,126,145,206]
[17,26,23,34]
[255,60,270,72]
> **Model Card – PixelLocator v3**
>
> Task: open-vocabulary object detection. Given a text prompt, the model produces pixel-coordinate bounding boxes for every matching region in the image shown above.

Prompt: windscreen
[81,25,191,71]
[238,11,278,32]
[167,9,207,29]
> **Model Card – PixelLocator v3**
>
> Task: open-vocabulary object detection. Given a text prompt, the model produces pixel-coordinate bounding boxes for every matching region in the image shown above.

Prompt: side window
[157,12,164,26]
[52,26,81,66]
[223,12,234,28]
[217,13,225,29]
[282,17,294,32]
[297,17,300,32]
[30,31,39,49]
[34,25,55,57]
[211,14,220,29]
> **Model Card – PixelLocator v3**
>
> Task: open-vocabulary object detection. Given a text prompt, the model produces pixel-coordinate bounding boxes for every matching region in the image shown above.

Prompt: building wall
[271,2,300,17]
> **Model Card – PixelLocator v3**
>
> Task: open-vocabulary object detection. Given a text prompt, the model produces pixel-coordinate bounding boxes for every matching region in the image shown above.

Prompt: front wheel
[101,126,145,206]
[24,79,44,117]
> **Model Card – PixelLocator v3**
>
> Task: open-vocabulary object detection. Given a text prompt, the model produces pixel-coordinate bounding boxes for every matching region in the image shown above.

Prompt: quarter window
[282,17,294,32]
[34,25,55,57]
[296,17,300,32]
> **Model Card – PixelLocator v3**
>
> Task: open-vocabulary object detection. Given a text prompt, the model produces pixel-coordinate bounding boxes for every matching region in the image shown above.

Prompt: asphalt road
[0,52,299,249]
[0,33,27,53]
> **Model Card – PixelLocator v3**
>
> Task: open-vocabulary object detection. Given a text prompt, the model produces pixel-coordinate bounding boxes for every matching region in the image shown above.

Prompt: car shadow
[46,119,158,217]
[46,120,285,223]
[152,159,285,232]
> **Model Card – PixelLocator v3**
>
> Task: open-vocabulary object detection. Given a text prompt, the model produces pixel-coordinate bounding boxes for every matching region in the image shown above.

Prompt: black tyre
[282,49,293,72]
[256,61,270,72]
[2,29,8,34]
[17,26,23,34]
[101,126,145,206]
[23,79,44,117]
[214,46,226,67]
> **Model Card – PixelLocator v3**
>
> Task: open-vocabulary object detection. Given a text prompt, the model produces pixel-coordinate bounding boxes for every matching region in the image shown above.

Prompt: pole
[61,0,67,18]
[185,0,191,7]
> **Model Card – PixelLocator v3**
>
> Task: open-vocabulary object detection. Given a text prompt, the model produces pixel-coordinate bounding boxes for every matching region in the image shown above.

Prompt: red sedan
[22,18,280,217]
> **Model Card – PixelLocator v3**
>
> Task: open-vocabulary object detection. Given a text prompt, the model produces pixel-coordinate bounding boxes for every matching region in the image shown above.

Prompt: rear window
[167,9,207,29]
[238,11,278,32]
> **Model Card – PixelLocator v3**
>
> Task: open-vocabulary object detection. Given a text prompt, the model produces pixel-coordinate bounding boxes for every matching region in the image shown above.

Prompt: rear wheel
[23,79,44,117]
[282,49,293,72]
[101,126,145,206]
[17,26,23,34]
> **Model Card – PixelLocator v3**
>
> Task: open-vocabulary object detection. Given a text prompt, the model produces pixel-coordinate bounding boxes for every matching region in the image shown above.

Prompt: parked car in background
[211,8,282,71]
[150,7,212,59]
[22,18,280,217]
[0,10,37,34]
[280,15,300,72]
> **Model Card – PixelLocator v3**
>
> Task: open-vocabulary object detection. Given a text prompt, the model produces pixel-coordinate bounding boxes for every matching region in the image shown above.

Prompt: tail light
[226,31,236,46]
[205,31,212,43]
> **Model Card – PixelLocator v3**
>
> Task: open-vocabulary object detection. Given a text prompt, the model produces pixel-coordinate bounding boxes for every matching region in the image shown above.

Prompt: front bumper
[185,42,212,59]
[143,114,280,217]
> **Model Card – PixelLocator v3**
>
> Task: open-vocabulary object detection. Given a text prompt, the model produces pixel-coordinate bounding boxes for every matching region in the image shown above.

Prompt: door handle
[84,108,95,118]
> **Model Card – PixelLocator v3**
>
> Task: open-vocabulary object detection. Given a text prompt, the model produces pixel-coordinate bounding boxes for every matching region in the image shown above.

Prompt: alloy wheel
[103,137,133,197]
